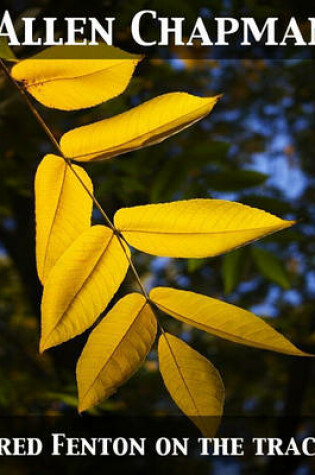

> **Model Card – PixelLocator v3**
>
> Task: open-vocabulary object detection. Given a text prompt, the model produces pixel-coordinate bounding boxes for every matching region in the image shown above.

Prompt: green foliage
[206,170,267,192]
[222,249,246,294]
[251,247,291,290]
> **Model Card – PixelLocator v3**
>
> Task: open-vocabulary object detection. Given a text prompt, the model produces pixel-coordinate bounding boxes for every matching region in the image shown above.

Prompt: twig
[0,58,152,303]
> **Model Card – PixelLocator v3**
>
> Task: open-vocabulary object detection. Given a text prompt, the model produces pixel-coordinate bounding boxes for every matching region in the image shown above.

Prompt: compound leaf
[40,225,129,352]
[35,154,93,284]
[77,293,157,412]
[12,44,141,110]
[158,333,224,437]
[115,199,295,258]
[60,93,220,161]
[151,287,308,356]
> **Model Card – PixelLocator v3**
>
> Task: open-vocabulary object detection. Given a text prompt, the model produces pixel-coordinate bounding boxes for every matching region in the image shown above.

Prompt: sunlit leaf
[35,154,93,284]
[40,225,129,352]
[12,44,141,110]
[151,287,308,355]
[60,93,220,161]
[158,333,224,437]
[251,247,290,289]
[77,293,157,412]
[115,199,295,258]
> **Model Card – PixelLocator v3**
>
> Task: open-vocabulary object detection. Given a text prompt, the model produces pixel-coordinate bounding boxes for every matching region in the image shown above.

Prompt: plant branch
[117,233,149,298]
[0,58,151,302]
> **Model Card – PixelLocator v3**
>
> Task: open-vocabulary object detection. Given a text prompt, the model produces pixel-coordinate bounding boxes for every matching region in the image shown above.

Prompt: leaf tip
[284,219,297,228]
[270,218,296,234]
[77,397,91,414]
[39,340,46,354]
[295,348,314,358]
[39,335,54,354]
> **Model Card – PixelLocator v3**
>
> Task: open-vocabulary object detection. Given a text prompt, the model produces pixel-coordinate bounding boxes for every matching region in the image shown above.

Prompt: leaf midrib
[80,300,148,406]
[161,334,203,424]
[25,60,135,88]
[43,232,114,347]
[120,224,284,236]
[41,161,67,280]
[156,302,298,355]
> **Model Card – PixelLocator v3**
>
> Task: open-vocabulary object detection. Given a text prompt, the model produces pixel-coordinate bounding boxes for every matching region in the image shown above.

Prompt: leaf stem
[0,58,150,301]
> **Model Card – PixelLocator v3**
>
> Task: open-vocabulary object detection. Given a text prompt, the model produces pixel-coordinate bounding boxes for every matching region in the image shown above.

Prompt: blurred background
[0,0,314,473]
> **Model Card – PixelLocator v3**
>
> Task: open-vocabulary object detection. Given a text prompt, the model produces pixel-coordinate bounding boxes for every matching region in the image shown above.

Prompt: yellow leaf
[151,287,308,356]
[40,225,129,352]
[12,44,141,110]
[115,199,295,258]
[77,293,157,412]
[35,154,93,284]
[158,333,224,437]
[60,93,220,161]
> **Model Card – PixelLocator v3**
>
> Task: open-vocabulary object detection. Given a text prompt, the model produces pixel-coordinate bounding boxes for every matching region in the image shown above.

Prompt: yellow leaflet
[60,93,220,161]
[35,154,93,284]
[12,44,141,110]
[40,225,130,352]
[158,333,224,438]
[77,293,157,412]
[151,287,308,356]
[115,199,295,258]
